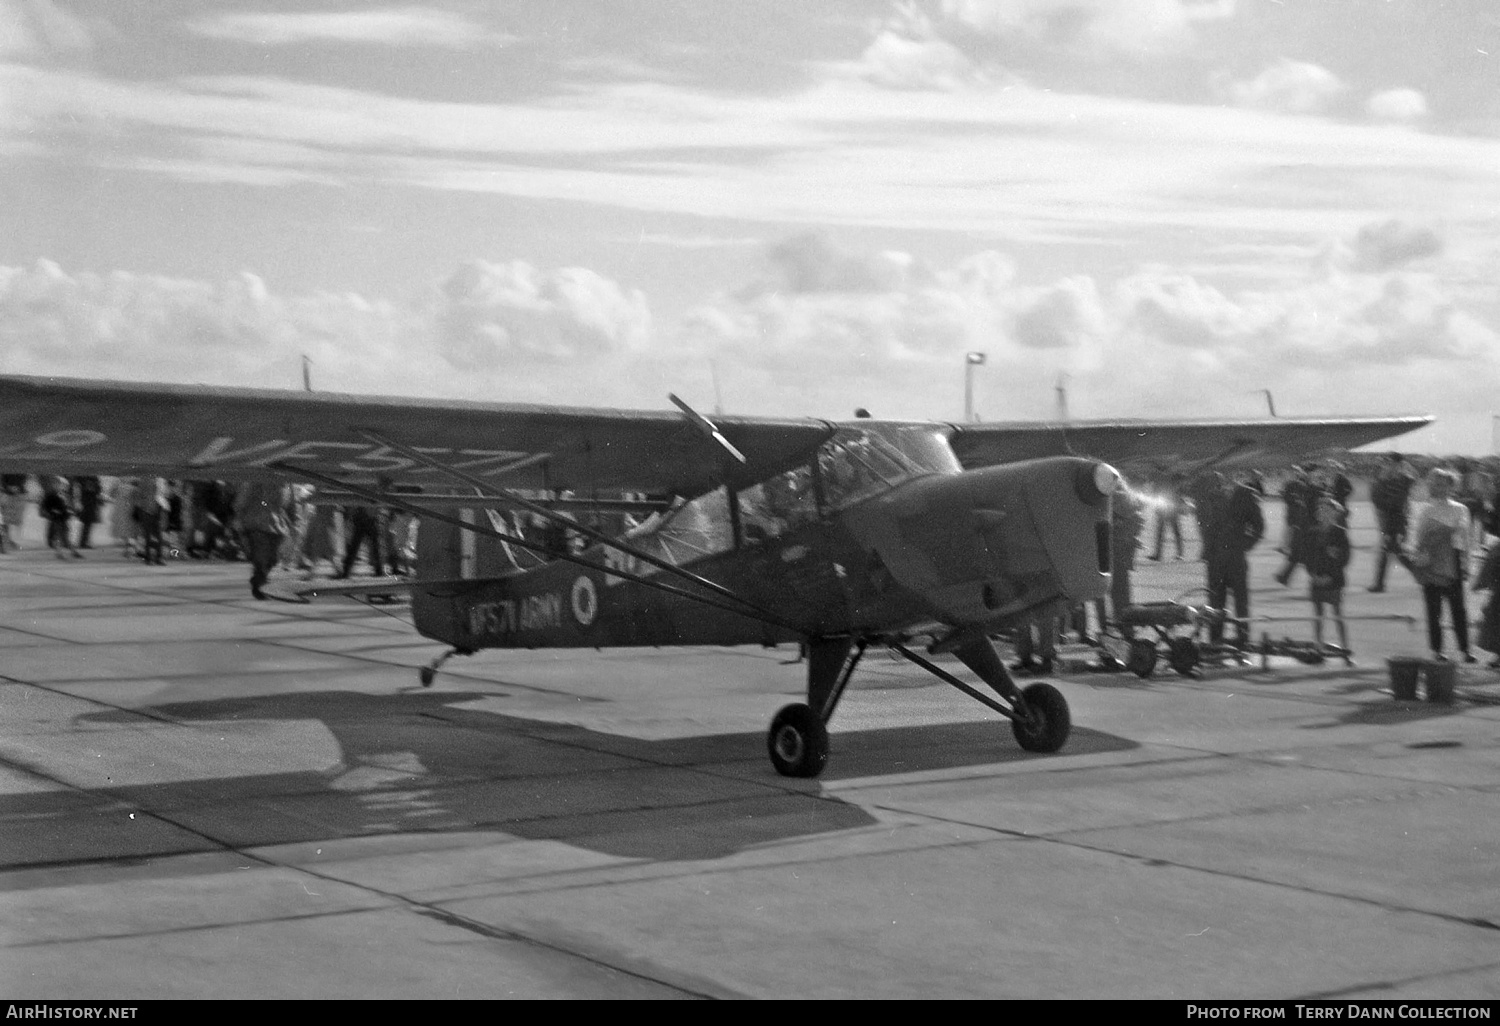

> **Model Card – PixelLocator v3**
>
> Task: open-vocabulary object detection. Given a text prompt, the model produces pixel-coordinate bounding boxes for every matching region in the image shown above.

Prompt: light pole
[964,351,986,423]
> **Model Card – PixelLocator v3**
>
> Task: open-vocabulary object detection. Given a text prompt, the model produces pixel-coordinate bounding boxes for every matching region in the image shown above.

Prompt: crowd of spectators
[1011,454,1500,674]
[0,474,417,600]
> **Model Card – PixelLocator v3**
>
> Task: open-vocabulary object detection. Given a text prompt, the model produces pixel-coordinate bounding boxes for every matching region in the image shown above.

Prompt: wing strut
[350,428,790,627]
[272,461,805,635]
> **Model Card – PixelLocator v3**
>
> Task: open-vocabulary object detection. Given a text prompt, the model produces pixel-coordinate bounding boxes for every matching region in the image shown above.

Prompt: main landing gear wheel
[1126,639,1158,678]
[419,666,436,687]
[1011,682,1071,753]
[767,703,829,778]
[1167,637,1201,677]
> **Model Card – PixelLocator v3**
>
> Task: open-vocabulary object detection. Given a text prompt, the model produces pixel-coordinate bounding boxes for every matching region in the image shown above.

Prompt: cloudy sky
[1,0,1497,451]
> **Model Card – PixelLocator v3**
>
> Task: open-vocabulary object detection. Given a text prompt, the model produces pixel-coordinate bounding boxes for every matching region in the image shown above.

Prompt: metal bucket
[1422,661,1457,704]
[1387,657,1422,700]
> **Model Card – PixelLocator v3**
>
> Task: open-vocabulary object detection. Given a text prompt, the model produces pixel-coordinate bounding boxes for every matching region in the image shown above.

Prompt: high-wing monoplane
[0,375,1430,777]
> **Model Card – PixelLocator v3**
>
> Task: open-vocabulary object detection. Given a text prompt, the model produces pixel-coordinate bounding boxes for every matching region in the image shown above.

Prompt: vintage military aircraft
[0,375,1430,777]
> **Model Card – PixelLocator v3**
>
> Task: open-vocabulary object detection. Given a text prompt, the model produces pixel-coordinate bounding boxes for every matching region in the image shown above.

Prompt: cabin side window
[737,464,819,543]
[621,487,735,566]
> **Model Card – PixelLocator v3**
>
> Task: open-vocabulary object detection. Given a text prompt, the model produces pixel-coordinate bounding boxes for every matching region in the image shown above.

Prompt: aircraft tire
[1011,682,1071,753]
[767,703,829,778]
[419,667,435,687]
[1167,637,1200,676]
[1126,639,1158,678]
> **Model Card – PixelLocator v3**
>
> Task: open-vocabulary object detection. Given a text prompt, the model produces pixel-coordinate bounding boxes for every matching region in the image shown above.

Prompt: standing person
[1146,475,1184,561]
[1319,461,1353,523]
[1187,473,1219,561]
[2,474,29,551]
[1202,473,1264,646]
[133,477,168,566]
[164,481,184,556]
[1473,539,1500,670]
[1011,606,1060,675]
[71,476,102,549]
[109,477,139,557]
[386,507,415,575]
[1274,465,1317,586]
[1455,458,1492,550]
[1409,468,1474,663]
[1369,453,1415,592]
[299,493,338,574]
[1096,485,1143,637]
[336,504,386,578]
[1307,498,1352,664]
[235,481,290,600]
[40,477,81,559]
[1464,540,1500,669]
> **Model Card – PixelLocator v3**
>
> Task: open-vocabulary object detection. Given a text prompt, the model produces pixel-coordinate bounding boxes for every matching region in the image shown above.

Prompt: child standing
[1307,497,1351,665]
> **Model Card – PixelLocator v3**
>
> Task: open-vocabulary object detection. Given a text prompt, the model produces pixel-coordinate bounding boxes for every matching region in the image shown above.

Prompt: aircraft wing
[0,376,835,499]
[946,415,1434,477]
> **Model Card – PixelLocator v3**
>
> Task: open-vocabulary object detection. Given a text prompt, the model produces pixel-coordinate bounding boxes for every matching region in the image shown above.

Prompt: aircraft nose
[846,456,1116,628]
[965,457,1117,614]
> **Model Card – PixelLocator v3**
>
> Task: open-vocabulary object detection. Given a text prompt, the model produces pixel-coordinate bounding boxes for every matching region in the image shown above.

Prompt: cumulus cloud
[1323,219,1444,273]
[1228,60,1345,115]
[1366,88,1428,123]
[0,0,93,59]
[186,7,515,49]
[755,234,924,295]
[433,260,650,368]
[942,0,1236,57]
[3,225,1494,434]
[838,3,988,91]
[679,228,1497,422]
[0,258,653,404]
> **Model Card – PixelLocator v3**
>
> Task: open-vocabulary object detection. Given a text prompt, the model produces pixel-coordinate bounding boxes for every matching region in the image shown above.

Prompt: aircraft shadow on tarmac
[50,690,1136,863]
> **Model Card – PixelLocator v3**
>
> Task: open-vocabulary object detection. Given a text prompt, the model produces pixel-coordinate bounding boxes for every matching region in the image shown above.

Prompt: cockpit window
[819,427,958,509]
[621,425,961,558]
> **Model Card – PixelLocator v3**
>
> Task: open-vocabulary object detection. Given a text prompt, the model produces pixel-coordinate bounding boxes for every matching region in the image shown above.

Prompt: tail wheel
[1011,682,1071,753]
[1167,637,1201,676]
[767,703,829,778]
[1126,639,1158,678]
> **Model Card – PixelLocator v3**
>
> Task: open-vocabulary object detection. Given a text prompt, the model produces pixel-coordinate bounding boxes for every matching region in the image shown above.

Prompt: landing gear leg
[418,647,470,687]
[888,635,1073,754]
[951,637,1071,753]
[766,637,865,778]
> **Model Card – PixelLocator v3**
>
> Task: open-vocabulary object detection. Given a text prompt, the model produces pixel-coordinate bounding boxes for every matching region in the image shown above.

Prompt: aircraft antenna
[709,360,724,416]
[964,352,986,423]
[1055,373,1069,422]
[301,355,313,393]
[1251,389,1276,417]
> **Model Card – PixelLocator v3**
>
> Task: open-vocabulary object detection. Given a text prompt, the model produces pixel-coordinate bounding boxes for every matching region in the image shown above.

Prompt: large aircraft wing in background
[0,376,835,500]
[947,415,1435,477]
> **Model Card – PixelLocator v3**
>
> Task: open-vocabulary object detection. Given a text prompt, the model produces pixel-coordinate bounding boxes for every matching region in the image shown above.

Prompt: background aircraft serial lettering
[0,375,1431,777]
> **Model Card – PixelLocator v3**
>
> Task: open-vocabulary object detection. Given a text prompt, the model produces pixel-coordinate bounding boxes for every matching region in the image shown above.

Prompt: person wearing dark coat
[71,476,102,549]
[41,477,81,559]
[1200,473,1264,645]
[1307,498,1352,663]
[1472,541,1500,670]
[1274,465,1318,586]
[337,505,387,578]
[1369,453,1415,592]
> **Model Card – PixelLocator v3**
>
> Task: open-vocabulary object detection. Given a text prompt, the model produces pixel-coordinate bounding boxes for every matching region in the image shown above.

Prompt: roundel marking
[570,575,598,627]
[35,429,107,448]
